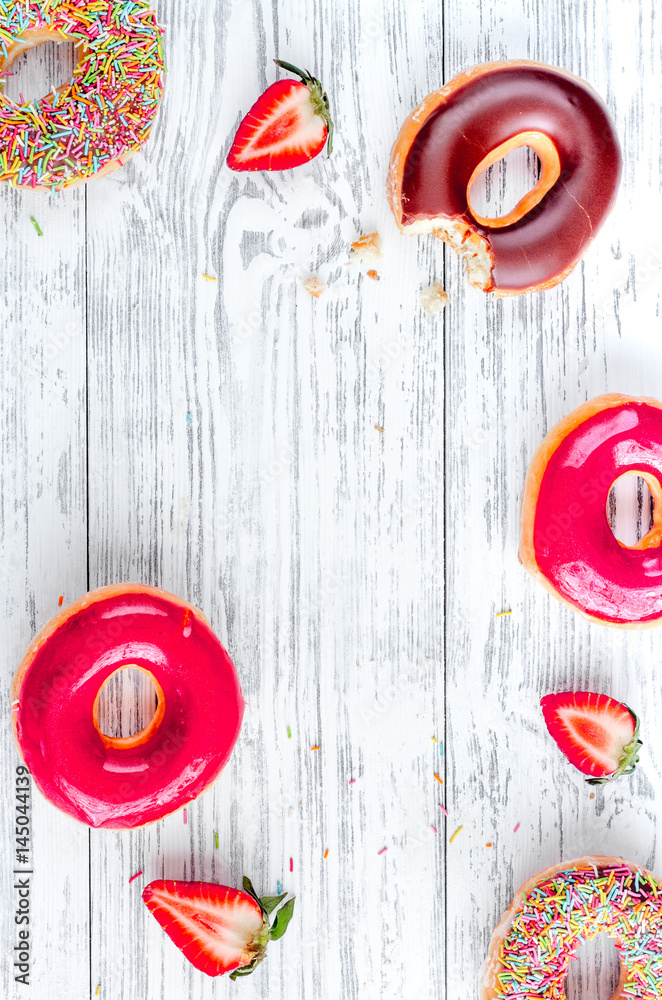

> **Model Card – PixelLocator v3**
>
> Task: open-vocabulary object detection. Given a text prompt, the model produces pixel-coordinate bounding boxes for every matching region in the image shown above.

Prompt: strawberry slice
[142,876,295,979]
[540,691,642,785]
[227,59,333,171]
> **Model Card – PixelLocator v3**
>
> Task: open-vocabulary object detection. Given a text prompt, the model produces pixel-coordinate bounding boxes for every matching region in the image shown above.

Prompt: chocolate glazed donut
[387,61,622,295]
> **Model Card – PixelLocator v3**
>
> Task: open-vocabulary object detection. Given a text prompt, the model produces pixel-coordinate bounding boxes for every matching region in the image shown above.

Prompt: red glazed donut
[387,60,621,295]
[11,584,244,828]
[520,395,662,627]
[482,856,662,1000]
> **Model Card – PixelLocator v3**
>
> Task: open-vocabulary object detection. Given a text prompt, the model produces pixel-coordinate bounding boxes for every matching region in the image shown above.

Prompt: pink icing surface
[534,400,662,624]
[14,587,244,829]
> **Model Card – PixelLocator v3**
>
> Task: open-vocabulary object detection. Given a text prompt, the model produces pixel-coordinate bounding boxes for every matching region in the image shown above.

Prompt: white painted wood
[442,2,662,1000]
[0,38,90,1000]
[0,1,661,999]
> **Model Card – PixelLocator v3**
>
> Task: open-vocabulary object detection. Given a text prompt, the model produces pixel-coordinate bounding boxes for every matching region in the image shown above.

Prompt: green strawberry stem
[273,59,334,157]
[229,877,296,980]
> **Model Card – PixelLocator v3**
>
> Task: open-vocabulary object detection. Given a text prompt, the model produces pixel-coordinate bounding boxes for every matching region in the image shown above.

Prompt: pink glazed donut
[520,394,662,627]
[11,584,244,829]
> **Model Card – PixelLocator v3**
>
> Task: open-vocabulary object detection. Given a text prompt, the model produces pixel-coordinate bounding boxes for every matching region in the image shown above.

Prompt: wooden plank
[441,0,662,997]
[0,39,88,993]
[85,0,447,996]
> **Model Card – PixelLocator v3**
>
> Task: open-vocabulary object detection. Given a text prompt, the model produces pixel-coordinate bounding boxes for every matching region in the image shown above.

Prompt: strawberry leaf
[242,876,261,906]
[229,956,262,981]
[260,893,288,915]
[269,897,296,940]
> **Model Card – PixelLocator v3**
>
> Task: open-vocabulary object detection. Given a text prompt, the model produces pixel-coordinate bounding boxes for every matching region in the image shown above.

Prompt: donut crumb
[420,282,449,316]
[349,231,382,266]
[302,276,327,298]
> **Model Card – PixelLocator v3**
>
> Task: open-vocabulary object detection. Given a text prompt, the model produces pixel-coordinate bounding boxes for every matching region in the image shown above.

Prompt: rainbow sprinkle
[449,826,463,844]
[0,0,165,190]
[30,215,42,234]
[494,862,662,997]
[128,870,142,883]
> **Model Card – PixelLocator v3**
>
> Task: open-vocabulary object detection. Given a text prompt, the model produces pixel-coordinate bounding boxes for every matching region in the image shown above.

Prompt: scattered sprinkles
[496,610,512,618]
[214,832,219,849]
[434,772,443,785]
[449,826,463,844]
[277,881,283,894]
[128,870,143,883]
[30,215,42,235]
[58,594,64,606]
[95,988,101,998]
[486,842,492,848]
[378,847,388,856]
[324,849,329,859]
[494,863,662,998]
[431,736,438,743]
[513,822,520,833]
[310,745,319,751]
[0,0,165,190]
[438,804,448,816]
[374,424,384,433]
[430,824,437,834]
[289,857,293,873]
[201,273,217,282]
[287,726,292,739]
[348,778,356,785]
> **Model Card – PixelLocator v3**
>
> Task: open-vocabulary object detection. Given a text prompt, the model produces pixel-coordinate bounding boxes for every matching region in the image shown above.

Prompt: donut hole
[95,666,162,746]
[565,933,620,1000]
[469,146,541,220]
[608,474,657,548]
[2,40,77,106]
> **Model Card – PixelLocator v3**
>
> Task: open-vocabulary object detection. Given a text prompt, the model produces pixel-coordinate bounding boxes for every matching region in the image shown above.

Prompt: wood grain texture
[0,40,89,1000]
[0,1,661,999]
[443,1,662,998]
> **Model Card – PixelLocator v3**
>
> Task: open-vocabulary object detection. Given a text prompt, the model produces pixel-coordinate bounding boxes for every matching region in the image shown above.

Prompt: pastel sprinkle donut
[482,857,662,1000]
[12,584,244,829]
[0,0,165,190]
[520,394,662,627]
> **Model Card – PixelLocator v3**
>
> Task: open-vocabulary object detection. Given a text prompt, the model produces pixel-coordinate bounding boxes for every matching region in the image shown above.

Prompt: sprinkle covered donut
[12,584,244,828]
[482,857,662,1000]
[0,0,165,190]
[520,394,662,627]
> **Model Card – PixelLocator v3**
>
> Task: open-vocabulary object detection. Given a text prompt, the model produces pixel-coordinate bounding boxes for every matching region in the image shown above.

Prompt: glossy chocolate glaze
[14,589,244,828]
[533,401,662,624]
[401,64,621,292]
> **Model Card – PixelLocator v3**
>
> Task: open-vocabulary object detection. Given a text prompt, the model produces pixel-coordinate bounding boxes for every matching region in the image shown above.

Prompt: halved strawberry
[227,59,333,171]
[541,691,642,785]
[142,876,295,979]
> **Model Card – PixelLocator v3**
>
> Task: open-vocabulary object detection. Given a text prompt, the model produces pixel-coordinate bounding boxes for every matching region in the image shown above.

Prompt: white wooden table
[1,1,661,997]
